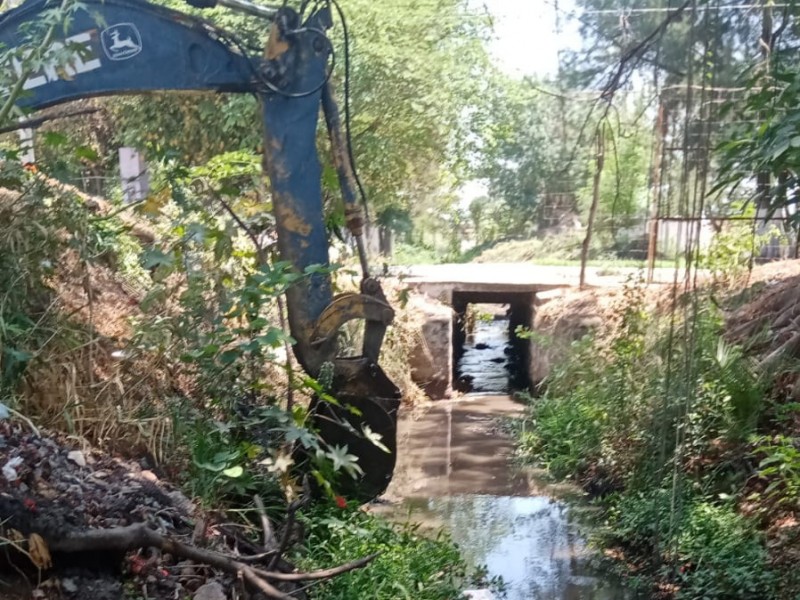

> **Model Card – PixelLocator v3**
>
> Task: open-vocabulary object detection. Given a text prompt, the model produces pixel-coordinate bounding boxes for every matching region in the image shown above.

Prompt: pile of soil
[530,287,624,386]
[0,419,251,600]
[726,264,800,367]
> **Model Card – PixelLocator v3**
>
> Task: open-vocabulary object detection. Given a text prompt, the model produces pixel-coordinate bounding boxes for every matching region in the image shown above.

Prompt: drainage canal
[452,292,534,394]
[375,290,628,599]
[379,397,630,600]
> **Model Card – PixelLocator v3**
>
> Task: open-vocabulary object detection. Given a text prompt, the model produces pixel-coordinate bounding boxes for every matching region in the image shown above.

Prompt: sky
[476,0,582,78]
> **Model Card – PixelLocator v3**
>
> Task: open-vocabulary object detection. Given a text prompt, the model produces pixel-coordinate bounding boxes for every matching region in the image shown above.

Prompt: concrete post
[119,147,149,203]
[18,127,34,164]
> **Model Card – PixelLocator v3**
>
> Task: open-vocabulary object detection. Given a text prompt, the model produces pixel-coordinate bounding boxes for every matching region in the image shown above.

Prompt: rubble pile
[0,420,240,600]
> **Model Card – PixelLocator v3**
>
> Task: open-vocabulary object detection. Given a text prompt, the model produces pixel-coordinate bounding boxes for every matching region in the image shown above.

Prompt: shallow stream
[373,318,629,599]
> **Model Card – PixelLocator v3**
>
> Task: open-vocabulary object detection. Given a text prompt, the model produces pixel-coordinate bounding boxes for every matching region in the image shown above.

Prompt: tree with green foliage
[715,45,800,225]
[474,74,591,238]
[576,97,652,252]
[563,0,760,91]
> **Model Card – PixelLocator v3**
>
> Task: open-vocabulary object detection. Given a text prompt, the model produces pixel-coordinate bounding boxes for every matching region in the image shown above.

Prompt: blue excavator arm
[0,0,400,501]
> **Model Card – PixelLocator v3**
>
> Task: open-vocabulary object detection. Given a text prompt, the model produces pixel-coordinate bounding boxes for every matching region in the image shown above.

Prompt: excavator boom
[0,0,400,501]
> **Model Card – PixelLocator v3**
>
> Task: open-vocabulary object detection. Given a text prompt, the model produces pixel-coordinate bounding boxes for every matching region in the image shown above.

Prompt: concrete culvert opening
[451,292,534,394]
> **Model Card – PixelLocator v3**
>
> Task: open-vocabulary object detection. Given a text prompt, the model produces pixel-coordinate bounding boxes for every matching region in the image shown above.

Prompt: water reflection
[397,495,628,600]
[383,396,630,599]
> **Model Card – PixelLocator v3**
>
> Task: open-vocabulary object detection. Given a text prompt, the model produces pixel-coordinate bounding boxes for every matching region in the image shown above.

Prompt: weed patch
[515,277,785,598]
[298,505,481,600]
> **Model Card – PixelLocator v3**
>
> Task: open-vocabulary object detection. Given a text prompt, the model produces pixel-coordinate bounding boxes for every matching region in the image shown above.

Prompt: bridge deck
[399,263,678,293]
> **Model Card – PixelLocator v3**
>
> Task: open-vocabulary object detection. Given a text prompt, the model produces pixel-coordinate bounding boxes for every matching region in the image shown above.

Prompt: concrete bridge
[397,263,676,398]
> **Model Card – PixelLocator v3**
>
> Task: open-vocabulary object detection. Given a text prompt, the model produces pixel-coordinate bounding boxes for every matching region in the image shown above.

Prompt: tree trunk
[580,128,605,289]
[647,99,668,282]
[755,0,773,257]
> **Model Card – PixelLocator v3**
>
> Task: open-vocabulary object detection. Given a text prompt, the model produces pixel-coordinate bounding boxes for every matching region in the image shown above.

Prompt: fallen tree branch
[48,523,377,599]
[215,522,295,573]
[268,485,312,571]
[215,523,265,556]
[771,301,800,331]
[758,330,800,372]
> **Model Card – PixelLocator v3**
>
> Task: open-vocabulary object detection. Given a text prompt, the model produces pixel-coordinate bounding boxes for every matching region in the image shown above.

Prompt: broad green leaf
[222,465,244,478]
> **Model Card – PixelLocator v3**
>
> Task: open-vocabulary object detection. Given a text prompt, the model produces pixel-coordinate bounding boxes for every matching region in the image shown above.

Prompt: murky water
[458,317,513,393]
[377,397,630,600]
[458,316,529,394]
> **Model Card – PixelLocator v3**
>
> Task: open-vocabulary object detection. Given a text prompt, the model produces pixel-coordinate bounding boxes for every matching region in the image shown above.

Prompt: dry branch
[253,554,379,582]
[269,490,311,571]
[771,301,800,331]
[758,330,800,372]
[253,494,278,550]
[48,523,377,599]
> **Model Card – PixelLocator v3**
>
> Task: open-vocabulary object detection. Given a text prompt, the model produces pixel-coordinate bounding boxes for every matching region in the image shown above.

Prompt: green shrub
[607,489,774,599]
[522,383,606,478]
[515,278,778,599]
[299,506,475,600]
[606,486,681,555]
[675,502,774,599]
[522,280,653,481]
[390,242,445,266]
[755,435,800,507]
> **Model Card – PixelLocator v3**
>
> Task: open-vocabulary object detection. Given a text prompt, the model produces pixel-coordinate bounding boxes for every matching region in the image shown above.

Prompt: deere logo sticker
[101,23,142,61]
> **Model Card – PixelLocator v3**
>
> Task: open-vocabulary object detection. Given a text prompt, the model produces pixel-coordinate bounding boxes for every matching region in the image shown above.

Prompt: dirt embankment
[530,260,800,390]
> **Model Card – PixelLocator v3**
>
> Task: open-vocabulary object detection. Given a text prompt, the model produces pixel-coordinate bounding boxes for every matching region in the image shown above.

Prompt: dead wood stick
[268,493,309,571]
[48,524,374,598]
[238,550,278,563]
[253,553,379,582]
[772,301,800,330]
[50,524,291,599]
[253,494,277,550]
[758,330,800,372]
[216,523,295,573]
[216,524,264,555]
[726,317,766,342]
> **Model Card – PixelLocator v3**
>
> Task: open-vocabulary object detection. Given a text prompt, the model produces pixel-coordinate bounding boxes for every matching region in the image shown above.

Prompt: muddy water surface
[376,396,630,599]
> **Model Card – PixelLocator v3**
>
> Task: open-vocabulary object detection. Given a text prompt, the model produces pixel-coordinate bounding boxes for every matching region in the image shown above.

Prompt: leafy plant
[675,502,774,599]
[0,155,97,393]
[714,51,800,226]
[128,153,384,507]
[298,505,483,600]
[513,278,779,598]
[755,435,800,508]
[699,216,786,286]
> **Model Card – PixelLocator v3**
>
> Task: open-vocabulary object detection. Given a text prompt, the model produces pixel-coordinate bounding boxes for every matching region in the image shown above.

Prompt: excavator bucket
[309,357,401,503]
